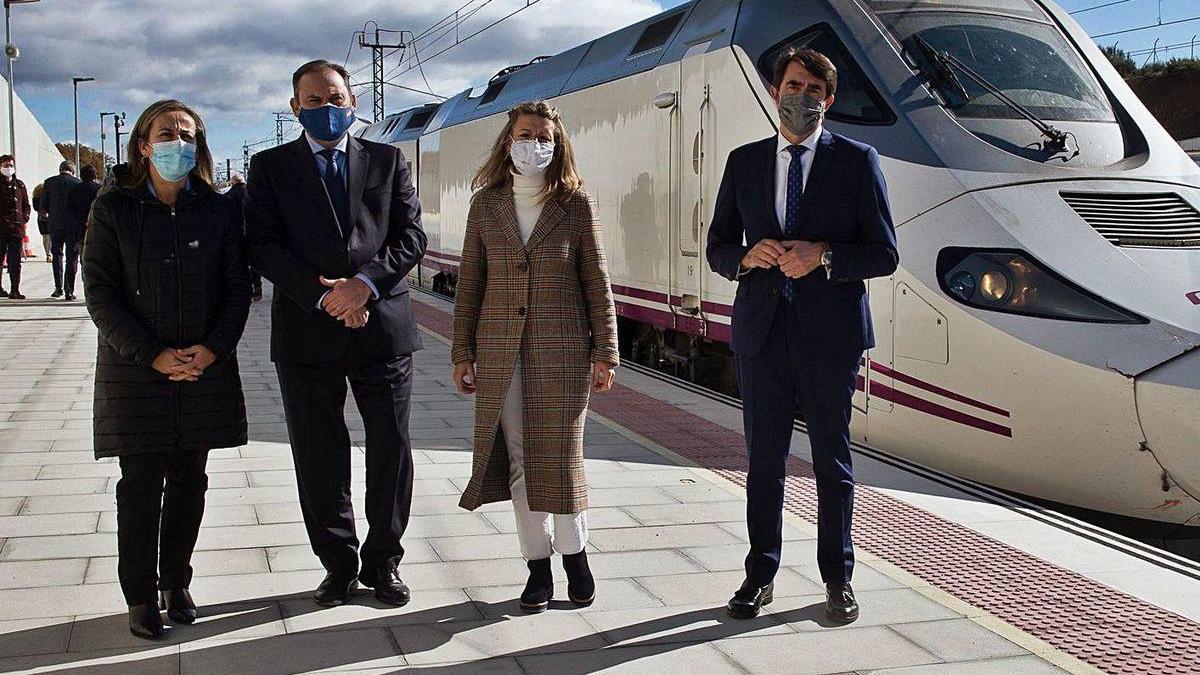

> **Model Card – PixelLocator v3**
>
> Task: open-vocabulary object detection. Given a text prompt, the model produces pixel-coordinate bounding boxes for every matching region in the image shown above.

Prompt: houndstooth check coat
[450,186,619,514]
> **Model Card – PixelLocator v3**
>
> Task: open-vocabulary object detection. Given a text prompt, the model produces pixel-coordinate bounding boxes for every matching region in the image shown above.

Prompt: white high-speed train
[359,0,1200,528]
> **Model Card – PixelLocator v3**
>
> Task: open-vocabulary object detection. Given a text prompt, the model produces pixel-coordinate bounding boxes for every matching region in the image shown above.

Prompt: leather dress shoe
[726,580,773,619]
[50,289,62,298]
[160,588,198,625]
[64,292,77,301]
[314,572,358,607]
[128,603,166,640]
[359,565,411,607]
[7,291,24,300]
[825,582,859,624]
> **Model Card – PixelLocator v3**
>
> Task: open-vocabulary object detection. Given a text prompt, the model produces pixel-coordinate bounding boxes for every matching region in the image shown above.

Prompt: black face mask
[778,93,825,139]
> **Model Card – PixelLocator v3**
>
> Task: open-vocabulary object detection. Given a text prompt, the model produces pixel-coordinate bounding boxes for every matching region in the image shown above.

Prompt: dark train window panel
[405,109,434,130]
[756,24,896,126]
[629,12,684,59]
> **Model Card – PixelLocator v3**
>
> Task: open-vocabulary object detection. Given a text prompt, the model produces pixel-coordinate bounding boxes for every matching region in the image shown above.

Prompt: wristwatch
[820,246,834,279]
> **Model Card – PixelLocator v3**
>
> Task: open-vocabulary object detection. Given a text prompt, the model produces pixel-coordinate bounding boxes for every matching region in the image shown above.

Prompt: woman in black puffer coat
[82,99,250,640]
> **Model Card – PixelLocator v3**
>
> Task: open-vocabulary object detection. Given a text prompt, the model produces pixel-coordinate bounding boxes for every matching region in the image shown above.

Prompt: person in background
[706,47,898,624]
[451,101,618,613]
[43,160,81,298]
[225,174,259,300]
[82,99,251,640]
[32,182,51,263]
[245,59,425,609]
[64,164,103,300]
[0,154,30,299]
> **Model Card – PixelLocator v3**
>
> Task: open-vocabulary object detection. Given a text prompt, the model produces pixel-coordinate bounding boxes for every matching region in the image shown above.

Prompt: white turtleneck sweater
[511,170,546,244]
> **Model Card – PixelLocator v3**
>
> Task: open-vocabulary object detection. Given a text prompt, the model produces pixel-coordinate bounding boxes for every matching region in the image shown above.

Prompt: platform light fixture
[4,0,40,160]
[72,76,94,172]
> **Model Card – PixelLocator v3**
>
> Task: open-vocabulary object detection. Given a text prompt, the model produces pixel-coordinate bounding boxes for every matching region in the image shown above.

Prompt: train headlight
[937,248,1144,324]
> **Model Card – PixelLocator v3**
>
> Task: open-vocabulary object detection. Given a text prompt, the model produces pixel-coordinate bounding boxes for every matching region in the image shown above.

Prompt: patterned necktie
[319,148,350,240]
[782,144,807,303]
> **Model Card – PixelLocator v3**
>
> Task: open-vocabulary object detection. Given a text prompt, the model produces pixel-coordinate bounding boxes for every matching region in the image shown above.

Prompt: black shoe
[160,588,198,625]
[359,564,411,606]
[8,291,24,300]
[0,288,7,297]
[64,292,77,301]
[520,558,554,613]
[825,582,859,624]
[726,580,773,619]
[128,603,166,640]
[562,550,595,607]
[314,572,358,607]
[50,289,62,298]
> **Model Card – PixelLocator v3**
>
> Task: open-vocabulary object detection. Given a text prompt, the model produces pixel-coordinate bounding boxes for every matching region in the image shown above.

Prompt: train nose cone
[1135,348,1200,499]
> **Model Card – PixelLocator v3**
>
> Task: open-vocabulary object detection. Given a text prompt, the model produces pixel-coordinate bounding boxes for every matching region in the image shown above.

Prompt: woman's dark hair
[0,154,13,165]
[122,99,214,189]
[772,47,838,98]
[81,164,99,182]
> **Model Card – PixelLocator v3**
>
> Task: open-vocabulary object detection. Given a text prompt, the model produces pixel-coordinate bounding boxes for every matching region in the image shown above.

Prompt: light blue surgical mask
[150,139,197,182]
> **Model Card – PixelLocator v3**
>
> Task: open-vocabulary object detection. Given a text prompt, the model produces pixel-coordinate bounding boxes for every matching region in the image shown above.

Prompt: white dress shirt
[305,131,380,307]
[774,124,822,229]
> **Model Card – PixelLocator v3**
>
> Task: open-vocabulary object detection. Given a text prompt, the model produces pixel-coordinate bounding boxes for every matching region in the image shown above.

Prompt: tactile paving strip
[414,298,1200,674]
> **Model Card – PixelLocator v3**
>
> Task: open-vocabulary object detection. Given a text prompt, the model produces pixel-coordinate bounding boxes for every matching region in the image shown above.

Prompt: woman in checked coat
[451,101,619,613]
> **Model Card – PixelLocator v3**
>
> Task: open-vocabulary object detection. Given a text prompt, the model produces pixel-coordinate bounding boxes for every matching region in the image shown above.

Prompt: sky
[8,0,1199,176]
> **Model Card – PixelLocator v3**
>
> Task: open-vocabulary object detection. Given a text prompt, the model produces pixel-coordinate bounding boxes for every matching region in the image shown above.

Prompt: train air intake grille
[1061,192,1200,248]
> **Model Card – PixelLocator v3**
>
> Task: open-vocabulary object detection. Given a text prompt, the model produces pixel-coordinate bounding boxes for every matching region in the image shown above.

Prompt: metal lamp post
[99,111,116,173]
[72,76,94,171]
[4,0,40,158]
[113,112,125,165]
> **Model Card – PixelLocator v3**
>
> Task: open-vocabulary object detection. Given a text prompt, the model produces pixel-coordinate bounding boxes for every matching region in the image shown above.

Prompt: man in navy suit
[707,48,898,623]
[245,60,426,608]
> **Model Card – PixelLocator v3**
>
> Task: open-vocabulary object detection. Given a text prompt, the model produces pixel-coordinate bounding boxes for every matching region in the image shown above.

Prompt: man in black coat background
[245,59,426,608]
[42,160,82,298]
[65,164,103,301]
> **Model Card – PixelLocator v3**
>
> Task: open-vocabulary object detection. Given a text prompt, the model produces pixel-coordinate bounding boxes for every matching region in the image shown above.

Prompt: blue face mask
[298,104,356,142]
[149,139,197,182]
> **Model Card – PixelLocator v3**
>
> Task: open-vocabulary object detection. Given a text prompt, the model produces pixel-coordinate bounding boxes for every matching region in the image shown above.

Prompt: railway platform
[0,263,1197,674]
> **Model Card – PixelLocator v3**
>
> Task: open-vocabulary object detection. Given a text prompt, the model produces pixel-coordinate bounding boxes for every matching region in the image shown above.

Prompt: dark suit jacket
[43,173,82,235]
[706,131,899,357]
[244,134,426,365]
[67,180,101,234]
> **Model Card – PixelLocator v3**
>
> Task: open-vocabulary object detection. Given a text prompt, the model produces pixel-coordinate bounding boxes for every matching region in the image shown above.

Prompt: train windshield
[881,12,1115,122]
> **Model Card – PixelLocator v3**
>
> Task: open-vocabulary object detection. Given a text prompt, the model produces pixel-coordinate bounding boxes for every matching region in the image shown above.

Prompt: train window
[880,12,1115,122]
[756,26,895,125]
[629,12,684,59]
[405,109,433,131]
[479,79,507,106]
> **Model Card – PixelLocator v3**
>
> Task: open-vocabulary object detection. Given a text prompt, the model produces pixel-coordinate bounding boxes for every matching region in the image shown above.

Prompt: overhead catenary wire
[1091,13,1200,39]
[1070,0,1135,15]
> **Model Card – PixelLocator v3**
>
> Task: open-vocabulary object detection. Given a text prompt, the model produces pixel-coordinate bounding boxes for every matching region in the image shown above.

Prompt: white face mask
[510,139,555,177]
[0,167,14,178]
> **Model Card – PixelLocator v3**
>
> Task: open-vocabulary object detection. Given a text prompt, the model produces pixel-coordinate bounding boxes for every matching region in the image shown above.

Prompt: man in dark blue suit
[246,60,426,609]
[707,48,898,623]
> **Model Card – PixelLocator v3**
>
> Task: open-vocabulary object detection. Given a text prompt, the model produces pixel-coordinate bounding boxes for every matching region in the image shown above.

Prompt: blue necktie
[319,148,350,240]
[782,144,807,303]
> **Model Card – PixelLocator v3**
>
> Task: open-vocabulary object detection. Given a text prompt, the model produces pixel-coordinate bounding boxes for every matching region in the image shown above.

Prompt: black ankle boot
[128,603,166,640]
[160,588,198,625]
[562,550,595,607]
[520,558,554,613]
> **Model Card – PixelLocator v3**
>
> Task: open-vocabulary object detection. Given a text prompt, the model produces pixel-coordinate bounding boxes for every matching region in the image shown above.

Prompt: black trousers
[116,450,210,605]
[50,231,79,294]
[2,236,20,290]
[735,300,860,586]
[276,354,415,576]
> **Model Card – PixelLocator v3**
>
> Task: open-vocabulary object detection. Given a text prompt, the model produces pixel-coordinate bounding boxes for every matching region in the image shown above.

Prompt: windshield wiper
[910,35,1072,154]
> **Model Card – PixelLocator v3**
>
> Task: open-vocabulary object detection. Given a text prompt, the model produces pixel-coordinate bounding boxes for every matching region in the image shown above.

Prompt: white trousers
[500,360,588,561]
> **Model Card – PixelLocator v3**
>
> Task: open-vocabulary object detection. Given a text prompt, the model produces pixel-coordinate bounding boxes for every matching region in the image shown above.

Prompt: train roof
[426,0,739,132]
[357,102,442,144]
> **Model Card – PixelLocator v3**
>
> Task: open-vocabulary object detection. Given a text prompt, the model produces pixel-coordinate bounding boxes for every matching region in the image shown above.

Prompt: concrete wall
[0,74,67,190]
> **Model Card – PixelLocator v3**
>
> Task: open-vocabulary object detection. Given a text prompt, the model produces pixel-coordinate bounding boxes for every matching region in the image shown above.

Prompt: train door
[671,51,713,335]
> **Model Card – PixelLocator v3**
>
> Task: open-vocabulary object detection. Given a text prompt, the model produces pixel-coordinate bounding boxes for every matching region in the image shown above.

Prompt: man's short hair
[772,47,838,98]
[81,164,99,181]
[292,60,352,97]
[230,173,245,185]
[59,160,76,174]
[0,154,13,165]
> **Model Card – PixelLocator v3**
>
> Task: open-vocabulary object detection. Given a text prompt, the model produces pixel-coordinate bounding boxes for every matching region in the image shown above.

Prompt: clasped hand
[320,276,371,329]
[152,346,217,382]
[740,239,825,279]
